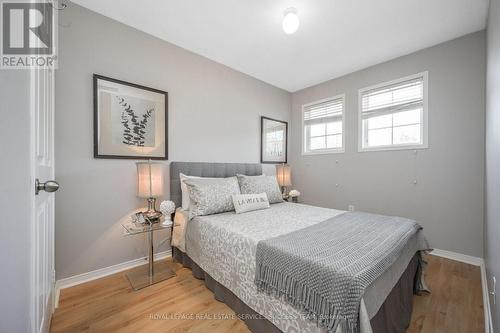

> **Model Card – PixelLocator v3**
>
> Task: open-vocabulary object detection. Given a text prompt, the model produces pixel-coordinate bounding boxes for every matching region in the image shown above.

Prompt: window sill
[358,143,428,153]
[302,149,345,156]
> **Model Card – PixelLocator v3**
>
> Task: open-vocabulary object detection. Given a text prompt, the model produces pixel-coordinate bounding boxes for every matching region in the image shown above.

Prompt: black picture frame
[93,74,168,160]
[260,116,288,164]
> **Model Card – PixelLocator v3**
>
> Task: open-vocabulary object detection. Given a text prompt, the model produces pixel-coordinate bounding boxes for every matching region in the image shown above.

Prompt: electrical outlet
[348,205,355,212]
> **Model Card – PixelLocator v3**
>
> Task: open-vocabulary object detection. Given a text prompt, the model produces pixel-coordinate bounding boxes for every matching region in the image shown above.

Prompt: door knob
[35,179,59,195]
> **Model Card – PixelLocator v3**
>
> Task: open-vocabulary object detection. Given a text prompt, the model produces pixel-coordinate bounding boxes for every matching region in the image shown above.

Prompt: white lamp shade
[136,161,163,198]
[276,164,292,187]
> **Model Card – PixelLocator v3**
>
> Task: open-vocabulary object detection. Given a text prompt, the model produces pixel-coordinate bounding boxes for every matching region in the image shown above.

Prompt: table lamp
[137,160,163,221]
[276,163,292,197]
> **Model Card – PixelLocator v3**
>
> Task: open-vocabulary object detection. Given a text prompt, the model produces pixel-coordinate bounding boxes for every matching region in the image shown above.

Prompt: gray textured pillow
[236,174,283,204]
[184,177,241,219]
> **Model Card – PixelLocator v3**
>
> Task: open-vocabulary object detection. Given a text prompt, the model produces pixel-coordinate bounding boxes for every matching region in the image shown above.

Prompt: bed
[169,162,430,333]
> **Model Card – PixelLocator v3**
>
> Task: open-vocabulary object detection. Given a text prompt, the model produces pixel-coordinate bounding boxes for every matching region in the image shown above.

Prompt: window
[302,95,345,155]
[359,72,428,151]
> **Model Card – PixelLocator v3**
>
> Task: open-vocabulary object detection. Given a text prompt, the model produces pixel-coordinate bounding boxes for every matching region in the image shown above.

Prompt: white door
[31,67,57,333]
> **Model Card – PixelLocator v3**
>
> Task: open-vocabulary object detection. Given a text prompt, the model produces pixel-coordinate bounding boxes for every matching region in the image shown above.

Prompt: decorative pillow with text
[232,193,270,214]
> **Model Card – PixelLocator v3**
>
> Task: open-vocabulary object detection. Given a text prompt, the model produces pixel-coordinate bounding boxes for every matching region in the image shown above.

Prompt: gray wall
[290,31,486,257]
[486,0,500,330]
[55,4,290,279]
[55,4,486,282]
[0,72,31,332]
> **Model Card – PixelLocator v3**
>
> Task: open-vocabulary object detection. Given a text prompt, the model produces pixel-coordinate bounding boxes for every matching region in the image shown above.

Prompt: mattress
[175,202,428,333]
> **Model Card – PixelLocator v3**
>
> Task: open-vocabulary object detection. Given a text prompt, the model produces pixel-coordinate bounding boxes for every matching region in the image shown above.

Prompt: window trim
[302,94,346,156]
[357,72,429,152]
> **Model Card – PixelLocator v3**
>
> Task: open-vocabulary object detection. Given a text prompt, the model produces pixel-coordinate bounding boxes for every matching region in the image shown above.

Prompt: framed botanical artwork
[261,116,288,164]
[93,74,168,159]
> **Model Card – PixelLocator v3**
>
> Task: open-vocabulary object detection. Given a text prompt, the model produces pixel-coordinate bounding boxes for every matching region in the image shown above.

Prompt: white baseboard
[54,249,171,308]
[480,261,494,333]
[431,248,483,266]
[431,248,493,333]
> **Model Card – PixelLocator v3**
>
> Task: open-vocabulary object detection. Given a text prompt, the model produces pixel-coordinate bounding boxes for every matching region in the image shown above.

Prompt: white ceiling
[71,0,489,92]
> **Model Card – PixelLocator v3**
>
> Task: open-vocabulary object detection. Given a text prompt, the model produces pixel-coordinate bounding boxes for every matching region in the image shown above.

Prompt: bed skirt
[172,247,420,333]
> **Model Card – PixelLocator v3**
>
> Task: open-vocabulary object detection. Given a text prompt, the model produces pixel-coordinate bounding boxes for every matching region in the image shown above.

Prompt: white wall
[55,4,290,279]
[485,0,500,329]
[290,31,486,257]
[0,72,32,332]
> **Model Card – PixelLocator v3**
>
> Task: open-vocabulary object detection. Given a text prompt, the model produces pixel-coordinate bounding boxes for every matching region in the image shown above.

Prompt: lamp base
[281,186,289,201]
[143,210,162,222]
[141,197,162,223]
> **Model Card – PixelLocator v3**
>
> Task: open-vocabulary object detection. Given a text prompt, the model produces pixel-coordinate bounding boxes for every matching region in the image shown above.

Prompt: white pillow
[180,173,194,210]
[232,193,270,214]
[180,173,216,210]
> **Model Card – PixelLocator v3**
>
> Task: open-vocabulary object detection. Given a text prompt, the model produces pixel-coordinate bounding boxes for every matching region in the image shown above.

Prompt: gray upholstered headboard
[169,162,263,208]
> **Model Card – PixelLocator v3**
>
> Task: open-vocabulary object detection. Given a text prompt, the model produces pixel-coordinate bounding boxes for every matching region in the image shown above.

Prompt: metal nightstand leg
[126,261,175,291]
[149,226,154,276]
[126,225,175,291]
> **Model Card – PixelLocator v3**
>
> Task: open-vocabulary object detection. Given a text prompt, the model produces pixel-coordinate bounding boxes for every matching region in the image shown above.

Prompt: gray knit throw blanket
[254,211,421,333]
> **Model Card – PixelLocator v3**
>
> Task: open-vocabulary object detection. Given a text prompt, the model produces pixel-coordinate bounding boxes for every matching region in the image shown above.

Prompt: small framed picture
[93,74,168,159]
[261,116,288,164]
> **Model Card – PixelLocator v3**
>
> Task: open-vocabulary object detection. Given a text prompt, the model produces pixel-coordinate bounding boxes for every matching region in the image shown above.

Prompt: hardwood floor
[50,255,484,333]
[407,255,484,333]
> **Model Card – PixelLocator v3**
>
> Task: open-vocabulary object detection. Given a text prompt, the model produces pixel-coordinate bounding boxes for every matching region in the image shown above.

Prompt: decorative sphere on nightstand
[288,189,301,203]
[159,200,175,225]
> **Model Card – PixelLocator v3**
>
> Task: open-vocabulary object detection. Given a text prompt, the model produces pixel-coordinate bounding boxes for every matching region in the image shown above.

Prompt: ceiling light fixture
[282,7,299,34]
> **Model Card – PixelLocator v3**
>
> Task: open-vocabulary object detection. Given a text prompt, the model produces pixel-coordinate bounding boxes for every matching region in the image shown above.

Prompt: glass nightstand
[121,218,175,290]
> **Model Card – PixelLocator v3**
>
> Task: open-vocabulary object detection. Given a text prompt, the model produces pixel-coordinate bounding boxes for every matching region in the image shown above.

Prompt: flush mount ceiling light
[282,7,299,34]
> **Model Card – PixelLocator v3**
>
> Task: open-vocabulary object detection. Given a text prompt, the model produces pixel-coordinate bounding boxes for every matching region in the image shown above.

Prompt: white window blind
[360,73,427,151]
[303,96,344,154]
